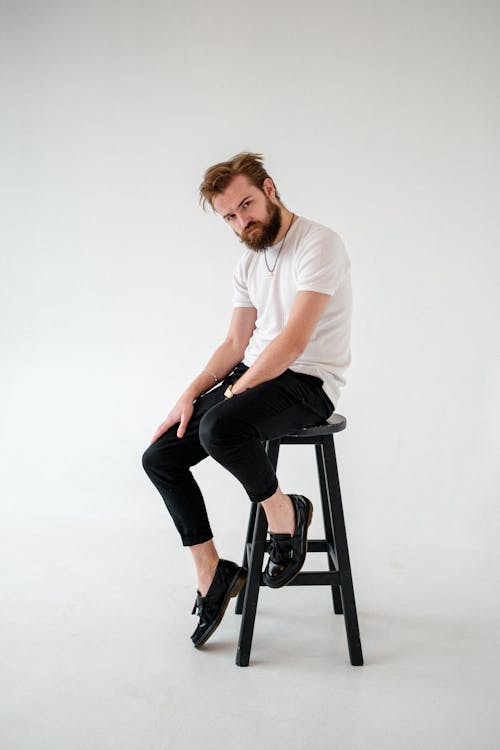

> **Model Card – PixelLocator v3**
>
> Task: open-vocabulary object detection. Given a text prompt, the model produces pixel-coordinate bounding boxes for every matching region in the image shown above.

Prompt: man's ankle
[197,559,219,596]
[263,493,295,536]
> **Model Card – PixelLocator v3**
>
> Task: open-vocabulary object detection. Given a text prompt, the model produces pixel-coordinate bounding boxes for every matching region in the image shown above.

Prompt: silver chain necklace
[263,213,296,279]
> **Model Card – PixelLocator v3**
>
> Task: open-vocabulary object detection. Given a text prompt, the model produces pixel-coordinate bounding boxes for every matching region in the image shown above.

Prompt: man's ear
[262,177,276,199]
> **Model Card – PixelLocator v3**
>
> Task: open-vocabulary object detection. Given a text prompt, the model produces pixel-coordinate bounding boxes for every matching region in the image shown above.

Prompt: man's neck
[273,207,296,244]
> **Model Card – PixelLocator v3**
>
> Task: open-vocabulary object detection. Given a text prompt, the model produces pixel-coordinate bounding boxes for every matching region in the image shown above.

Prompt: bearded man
[142,152,352,649]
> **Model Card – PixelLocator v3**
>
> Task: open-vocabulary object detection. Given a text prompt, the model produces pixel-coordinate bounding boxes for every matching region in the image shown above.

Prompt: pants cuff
[182,531,214,547]
[248,477,279,503]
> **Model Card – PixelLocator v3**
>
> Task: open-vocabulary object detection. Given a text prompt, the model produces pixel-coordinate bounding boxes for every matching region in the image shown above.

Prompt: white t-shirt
[232,216,352,421]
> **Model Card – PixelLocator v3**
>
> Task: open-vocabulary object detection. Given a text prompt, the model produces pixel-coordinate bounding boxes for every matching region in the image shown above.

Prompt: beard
[238,198,282,252]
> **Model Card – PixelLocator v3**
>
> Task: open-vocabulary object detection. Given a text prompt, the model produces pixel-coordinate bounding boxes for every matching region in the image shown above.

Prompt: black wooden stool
[234,415,363,667]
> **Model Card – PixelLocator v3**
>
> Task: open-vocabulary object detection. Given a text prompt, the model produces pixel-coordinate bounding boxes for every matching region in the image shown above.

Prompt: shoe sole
[193,568,248,649]
[265,497,313,589]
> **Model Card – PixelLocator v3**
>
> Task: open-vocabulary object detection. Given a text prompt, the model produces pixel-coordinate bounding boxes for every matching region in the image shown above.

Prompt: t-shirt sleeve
[295,229,350,296]
[232,256,254,307]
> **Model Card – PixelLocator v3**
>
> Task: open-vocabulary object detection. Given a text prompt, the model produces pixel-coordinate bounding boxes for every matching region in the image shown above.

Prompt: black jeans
[141,362,334,546]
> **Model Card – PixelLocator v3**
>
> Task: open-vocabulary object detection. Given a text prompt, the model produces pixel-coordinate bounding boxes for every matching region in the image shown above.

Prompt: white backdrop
[2,0,498,551]
[1,0,499,746]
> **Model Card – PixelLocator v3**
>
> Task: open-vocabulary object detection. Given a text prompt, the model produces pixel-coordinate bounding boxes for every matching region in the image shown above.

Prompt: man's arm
[231,290,331,395]
[149,306,257,442]
[187,306,257,400]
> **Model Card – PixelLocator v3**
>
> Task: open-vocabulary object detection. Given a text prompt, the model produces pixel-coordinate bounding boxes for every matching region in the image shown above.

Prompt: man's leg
[189,539,220,596]
[141,363,249,594]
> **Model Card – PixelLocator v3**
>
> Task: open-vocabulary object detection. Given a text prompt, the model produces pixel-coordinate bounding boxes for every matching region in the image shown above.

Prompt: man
[142,152,351,649]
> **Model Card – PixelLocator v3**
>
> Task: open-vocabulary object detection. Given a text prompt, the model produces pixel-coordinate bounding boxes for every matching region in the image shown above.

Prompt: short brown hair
[199,151,280,210]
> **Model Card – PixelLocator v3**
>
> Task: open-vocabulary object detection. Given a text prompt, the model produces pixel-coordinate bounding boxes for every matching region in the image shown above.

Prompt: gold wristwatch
[224,384,234,398]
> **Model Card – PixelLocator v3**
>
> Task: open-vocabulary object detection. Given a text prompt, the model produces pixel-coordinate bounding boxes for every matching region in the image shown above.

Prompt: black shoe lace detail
[191,593,219,623]
[268,534,294,565]
[192,595,203,617]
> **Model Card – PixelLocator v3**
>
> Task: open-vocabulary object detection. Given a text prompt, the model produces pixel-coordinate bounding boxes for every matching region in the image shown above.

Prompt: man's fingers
[176,416,187,438]
[150,415,175,445]
[150,404,192,444]
[177,409,192,439]
[149,427,164,445]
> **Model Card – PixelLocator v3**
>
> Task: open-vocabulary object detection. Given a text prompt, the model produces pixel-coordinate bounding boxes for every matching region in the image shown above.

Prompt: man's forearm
[231,332,303,395]
[184,340,244,400]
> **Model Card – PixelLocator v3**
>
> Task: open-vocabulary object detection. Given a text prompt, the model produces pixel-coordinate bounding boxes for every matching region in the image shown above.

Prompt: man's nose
[240,215,252,231]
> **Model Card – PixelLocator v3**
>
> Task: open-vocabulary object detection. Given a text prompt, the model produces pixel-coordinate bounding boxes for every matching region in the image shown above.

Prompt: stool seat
[234,414,363,668]
[284,415,346,437]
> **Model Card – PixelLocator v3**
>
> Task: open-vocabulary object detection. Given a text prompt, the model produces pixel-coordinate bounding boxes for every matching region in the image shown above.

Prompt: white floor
[2,499,499,750]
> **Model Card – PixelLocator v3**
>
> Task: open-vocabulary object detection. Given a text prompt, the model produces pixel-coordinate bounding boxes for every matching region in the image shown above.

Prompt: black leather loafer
[191,559,247,648]
[263,494,313,589]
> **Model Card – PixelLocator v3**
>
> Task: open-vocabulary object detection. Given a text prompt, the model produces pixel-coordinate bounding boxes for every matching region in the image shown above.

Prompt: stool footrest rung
[242,567,341,588]
[307,539,329,552]
[245,540,341,587]
[288,571,341,586]
[246,540,338,568]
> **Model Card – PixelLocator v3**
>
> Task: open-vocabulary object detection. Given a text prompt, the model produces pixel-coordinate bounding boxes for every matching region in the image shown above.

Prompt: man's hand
[149,393,195,444]
[148,307,257,445]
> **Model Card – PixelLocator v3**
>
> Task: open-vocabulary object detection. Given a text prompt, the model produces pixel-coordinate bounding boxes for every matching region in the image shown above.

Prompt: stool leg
[235,439,280,615]
[315,443,343,615]
[236,503,268,667]
[235,501,257,614]
[322,436,364,666]
[235,439,280,667]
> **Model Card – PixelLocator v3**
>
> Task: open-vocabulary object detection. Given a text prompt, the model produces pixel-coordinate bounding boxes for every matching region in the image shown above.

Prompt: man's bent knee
[199,406,253,456]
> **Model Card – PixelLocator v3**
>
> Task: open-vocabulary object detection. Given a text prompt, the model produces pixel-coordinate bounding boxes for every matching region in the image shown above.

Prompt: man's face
[212,174,282,251]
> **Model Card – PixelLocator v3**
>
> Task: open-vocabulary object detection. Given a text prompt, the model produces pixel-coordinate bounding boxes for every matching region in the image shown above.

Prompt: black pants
[141,362,334,546]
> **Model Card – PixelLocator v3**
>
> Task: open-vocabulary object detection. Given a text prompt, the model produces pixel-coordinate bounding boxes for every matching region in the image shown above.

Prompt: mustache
[242,221,263,237]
